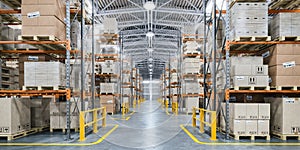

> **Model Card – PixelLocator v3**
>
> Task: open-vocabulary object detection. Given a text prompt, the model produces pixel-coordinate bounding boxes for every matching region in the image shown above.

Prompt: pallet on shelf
[0,126,49,141]
[234,36,271,42]
[50,128,79,133]
[22,85,66,91]
[272,132,300,141]
[17,35,59,41]
[275,36,300,41]
[230,133,270,141]
[270,86,300,91]
[230,86,270,90]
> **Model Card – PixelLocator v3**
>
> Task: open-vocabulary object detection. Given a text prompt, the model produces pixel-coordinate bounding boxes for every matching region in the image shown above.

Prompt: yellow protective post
[175,102,178,115]
[93,109,98,133]
[210,111,217,141]
[122,103,125,116]
[102,107,106,127]
[133,100,136,108]
[200,109,205,133]
[79,111,85,141]
[165,100,168,109]
[192,107,196,127]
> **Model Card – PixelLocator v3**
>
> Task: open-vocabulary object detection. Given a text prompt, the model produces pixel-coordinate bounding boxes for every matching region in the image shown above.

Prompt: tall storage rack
[214,0,300,139]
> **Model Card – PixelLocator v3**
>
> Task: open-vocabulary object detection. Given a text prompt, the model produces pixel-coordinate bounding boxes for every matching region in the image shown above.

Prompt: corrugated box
[231,65,252,76]
[100,95,115,104]
[185,97,199,113]
[269,65,300,76]
[258,103,270,119]
[230,119,246,135]
[22,15,65,26]
[266,97,300,134]
[0,98,31,135]
[266,55,300,67]
[100,83,116,94]
[245,120,258,135]
[232,76,269,87]
[101,103,115,114]
[270,76,300,86]
[246,103,258,119]
[229,103,246,119]
[22,25,66,40]
[230,57,263,66]
[257,120,269,135]
[21,1,65,20]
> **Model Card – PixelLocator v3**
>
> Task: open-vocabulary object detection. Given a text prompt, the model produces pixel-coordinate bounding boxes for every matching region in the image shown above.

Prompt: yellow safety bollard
[200,109,205,133]
[93,109,98,133]
[122,103,125,116]
[102,107,106,127]
[175,102,178,115]
[165,100,168,109]
[192,107,196,128]
[133,100,136,108]
[210,111,217,141]
[79,111,85,141]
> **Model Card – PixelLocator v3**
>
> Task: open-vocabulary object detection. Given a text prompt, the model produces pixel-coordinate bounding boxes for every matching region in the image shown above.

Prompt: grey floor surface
[0,99,300,150]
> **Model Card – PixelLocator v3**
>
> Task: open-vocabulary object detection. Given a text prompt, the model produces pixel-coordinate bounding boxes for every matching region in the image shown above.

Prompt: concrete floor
[1,97,300,150]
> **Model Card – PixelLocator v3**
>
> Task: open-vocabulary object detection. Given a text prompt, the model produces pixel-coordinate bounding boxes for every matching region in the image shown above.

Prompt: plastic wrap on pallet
[269,13,300,39]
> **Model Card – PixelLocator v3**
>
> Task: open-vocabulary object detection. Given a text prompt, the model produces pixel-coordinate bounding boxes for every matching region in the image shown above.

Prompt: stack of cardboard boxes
[269,13,300,40]
[0,98,31,135]
[265,97,300,136]
[229,1,268,41]
[221,103,270,138]
[264,44,300,86]
[230,56,269,88]
[21,0,66,40]
[29,96,53,127]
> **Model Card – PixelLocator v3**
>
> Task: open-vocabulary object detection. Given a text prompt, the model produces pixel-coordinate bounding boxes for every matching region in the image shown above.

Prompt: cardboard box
[100,95,115,104]
[232,76,269,87]
[258,103,270,119]
[101,103,115,114]
[22,15,65,26]
[185,97,199,113]
[21,3,65,21]
[257,120,269,135]
[230,119,246,135]
[265,97,300,134]
[229,103,246,119]
[270,76,300,86]
[231,65,252,76]
[246,103,258,119]
[245,120,258,135]
[0,98,31,135]
[269,65,300,76]
[266,55,300,67]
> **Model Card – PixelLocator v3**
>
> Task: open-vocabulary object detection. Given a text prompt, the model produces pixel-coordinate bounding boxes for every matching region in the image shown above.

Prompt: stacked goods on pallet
[19,54,54,88]
[0,97,31,135]
[21,0,66,40]
[269,13,300,40]
[29,96,54,127]
[103,17,118,34]
[100,83,117,94]
[0,65,19,89]
[24,62,65,88]
[263,44,300,87]
[220,103,270,140]
[121,60,131,107]
[182,23,204,39]
[182,57,201,74]
[50,100,88,131]
[229,1,268,41]
[183,41,200,54]
[230,56,269,88]
[100,95,116,114]
[265,97,300,139]
[100,60,117,74]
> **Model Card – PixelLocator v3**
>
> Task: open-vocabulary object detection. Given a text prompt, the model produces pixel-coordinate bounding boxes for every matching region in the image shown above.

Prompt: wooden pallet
[230,0,267,8]
[272,132,300,141]
[275,36,300,41]
[231,134,270,141]
[50,128,79,133]
[22,86,66,91]
[17,35,58,41]
[234,36,271,42]
[231,86,270,90]
[270,86,300,91]
[0,126,48,141]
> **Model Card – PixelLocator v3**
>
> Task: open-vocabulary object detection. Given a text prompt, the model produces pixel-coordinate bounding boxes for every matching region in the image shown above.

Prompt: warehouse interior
[1,0,300,149]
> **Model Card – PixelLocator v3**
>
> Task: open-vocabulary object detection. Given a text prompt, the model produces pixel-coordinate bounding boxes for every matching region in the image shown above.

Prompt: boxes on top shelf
[185,97,199,113]
[269,13,300,39]
[230,56,263,66]
[231,75,269,87]
[103,17,118,34]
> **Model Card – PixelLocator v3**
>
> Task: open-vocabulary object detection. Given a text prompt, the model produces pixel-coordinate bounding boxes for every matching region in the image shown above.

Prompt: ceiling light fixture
[148,48,153,52]
[146,31,155,37]
[143,1,156,10]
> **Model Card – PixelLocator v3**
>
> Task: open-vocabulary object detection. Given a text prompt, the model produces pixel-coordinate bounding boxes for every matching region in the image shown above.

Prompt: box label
[285,98,295,104]
[262,51,270,58]
[283,61,295,68]
[27,56,39,61]
[27,11,40,18]
[236,76,245,80]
